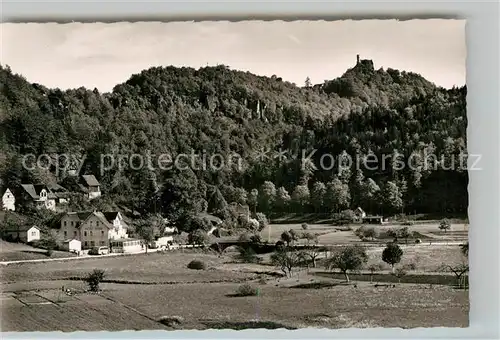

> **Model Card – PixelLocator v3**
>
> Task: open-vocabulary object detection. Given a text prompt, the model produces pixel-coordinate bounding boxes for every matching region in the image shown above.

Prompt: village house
[2,225,41,243]
[80,175,101,200]
[17,184,57,211]
[102,212,129,239]
[354,207,367,222]
[47,183,71,205]
[59,210,129,249]
[1,187,16,211]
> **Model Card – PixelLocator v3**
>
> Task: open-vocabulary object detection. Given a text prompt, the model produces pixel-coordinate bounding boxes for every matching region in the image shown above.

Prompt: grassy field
[0,251,262,284]
[1,290,165,331]
[1,244,469,331]
[0,223,469,332]
[1,280,468,331]
[364,245,467,272]
[260,223,468,245]
[260,224,359,244]
[0,240,76,262]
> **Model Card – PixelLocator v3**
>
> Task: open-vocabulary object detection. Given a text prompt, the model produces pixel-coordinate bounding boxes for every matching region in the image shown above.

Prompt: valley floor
[1,242,469,332]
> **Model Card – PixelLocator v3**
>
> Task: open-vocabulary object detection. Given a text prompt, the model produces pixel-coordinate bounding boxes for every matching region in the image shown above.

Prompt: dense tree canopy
[0,60,468,231]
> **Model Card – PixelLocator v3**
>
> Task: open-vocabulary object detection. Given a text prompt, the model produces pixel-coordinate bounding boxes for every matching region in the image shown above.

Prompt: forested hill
[0,60,467,224]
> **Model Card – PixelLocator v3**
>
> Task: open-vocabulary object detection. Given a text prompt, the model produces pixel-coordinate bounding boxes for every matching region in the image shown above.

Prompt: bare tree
[367,263,384,283]
[440,263,469,289]
[392,267,407,284]
[298,246,322,268]
[270,247,300,278]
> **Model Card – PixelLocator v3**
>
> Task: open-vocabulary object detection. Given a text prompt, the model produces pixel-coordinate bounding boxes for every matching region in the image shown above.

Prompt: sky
[0,20,466,92]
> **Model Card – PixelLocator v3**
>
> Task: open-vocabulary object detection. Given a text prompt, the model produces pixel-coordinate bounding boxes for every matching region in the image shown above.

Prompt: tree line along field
[1,235,469,331]
[260,222,468,244]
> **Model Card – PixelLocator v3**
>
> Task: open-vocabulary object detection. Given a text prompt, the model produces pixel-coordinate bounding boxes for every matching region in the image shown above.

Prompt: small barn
[354,207,367,222]
[2,225,41,243]
[62,239,82,253]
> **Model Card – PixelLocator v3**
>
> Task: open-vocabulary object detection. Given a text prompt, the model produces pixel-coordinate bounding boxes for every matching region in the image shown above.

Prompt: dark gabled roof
[18,184,56,199]
[81,175,100,187]
[64,211,114,229]
[103,212,120,222]
[47,183,68,193]
[198,212,223,224]
[20,184,39,199]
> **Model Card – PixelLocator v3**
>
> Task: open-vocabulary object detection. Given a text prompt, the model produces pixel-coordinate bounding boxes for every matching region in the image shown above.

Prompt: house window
[31,231,36,236]
[96,221,100,226]
[71,221,74,226]
[101,230,104,236]
[100,241,105,245]
[64,231,67,237]
[90,241,95,246]
[84,231,87,236]
[64,221,67,227]
[90,231,93,236]
[84,241,88,247]
[74,231,77,236]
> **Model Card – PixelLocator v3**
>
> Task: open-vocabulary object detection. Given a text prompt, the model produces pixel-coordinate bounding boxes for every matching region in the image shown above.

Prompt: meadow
[0,221,469,332]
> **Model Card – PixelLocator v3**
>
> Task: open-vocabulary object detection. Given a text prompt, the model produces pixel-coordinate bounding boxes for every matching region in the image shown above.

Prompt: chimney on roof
[356,54,360,65]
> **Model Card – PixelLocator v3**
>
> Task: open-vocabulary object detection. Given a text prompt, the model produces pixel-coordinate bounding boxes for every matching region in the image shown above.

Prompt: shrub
[158,315,184,327]
[236,246,261,263]
[255,213,268,231]
[188,229,210,246]
[85,269,105,292]
[415,238,422,244]
[246,218,260,231]
[392,267,408,283]
[275,240,286,250]
[401,220,414,226]
[187,260,207,270]
[404,262,418,271]
[354,226,366,238]
[363,227,379,240]
[301,223,309,230]
[238,233,251,243]
[236,283,259,297]
[438,218,451,233]
[280,231,292,245]
[332,210,355,226]
[249,234,261,244]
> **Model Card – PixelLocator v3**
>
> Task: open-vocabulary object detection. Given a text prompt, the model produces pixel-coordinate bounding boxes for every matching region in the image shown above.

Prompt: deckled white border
[1,0,499,339]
